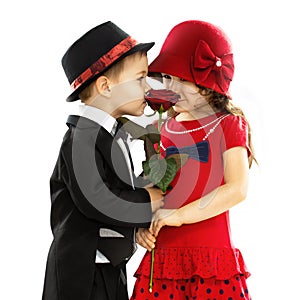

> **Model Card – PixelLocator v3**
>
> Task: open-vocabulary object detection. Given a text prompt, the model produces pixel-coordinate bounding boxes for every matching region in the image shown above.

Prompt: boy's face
[109,54,149,118]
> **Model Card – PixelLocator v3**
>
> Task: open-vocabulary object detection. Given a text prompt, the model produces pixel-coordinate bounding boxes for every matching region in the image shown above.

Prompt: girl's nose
[168,78,181,94]
[145,76,165,92]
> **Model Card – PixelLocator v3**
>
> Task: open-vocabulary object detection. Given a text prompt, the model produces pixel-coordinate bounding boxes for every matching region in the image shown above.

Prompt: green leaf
[142,157,178,193]
[117,117,160,145]
[167,153,189,170]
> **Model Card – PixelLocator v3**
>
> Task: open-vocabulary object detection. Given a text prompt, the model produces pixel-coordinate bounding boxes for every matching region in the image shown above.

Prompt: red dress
[131,113,252,300]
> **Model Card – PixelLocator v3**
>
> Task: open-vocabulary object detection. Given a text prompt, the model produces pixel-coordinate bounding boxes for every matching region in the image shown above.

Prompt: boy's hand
[136,228,156,251]
[145,187,164,212]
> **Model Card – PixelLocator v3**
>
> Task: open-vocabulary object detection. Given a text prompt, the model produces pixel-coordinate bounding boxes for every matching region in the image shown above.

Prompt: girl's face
[162,73,213,119]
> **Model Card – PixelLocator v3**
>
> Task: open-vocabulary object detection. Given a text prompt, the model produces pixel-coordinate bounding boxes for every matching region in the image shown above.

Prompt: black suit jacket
[42,115,151,300]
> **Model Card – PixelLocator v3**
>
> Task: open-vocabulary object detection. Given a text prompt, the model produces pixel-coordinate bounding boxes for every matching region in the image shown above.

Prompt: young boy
[42,21,164,300]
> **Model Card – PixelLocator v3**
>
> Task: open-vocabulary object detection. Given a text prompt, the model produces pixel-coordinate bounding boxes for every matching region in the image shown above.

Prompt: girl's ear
[95,76,111,97]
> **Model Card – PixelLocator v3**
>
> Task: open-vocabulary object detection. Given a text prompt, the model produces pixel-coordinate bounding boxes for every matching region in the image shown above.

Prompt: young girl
[131,20,254,299]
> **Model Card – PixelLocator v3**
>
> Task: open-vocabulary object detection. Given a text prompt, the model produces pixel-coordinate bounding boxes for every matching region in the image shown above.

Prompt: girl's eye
[180,78,186,82]
[163,74,171,79]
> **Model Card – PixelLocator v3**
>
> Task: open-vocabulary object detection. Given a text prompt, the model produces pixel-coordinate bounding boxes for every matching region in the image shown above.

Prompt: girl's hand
[150,209,183,237]
[136,228,156,252]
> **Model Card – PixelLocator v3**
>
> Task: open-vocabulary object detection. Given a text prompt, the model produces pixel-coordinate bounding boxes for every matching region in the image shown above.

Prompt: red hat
[149,20,234,98]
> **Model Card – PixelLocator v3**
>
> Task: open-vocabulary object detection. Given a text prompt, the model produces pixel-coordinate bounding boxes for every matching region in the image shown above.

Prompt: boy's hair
[79,51,146,101]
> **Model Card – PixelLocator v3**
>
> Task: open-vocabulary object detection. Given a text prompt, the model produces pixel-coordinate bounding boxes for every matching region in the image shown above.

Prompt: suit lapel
[97,128,133,186]
[67,115,133,186]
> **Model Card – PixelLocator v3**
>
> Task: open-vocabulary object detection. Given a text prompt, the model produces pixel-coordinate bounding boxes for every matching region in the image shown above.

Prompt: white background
[1,0,299,299]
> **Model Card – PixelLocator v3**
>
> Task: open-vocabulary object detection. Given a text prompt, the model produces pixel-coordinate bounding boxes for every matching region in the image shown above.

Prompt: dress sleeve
[220,115,252,157]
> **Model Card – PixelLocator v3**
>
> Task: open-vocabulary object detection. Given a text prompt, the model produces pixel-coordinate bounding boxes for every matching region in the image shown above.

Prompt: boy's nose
[144,81,151,93]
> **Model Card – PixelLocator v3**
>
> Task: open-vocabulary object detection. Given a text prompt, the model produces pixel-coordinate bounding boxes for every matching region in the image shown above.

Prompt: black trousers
[90,263,128,300]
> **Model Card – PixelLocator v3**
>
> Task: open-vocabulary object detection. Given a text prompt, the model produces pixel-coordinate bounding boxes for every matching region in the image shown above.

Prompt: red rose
[145,89,180,111]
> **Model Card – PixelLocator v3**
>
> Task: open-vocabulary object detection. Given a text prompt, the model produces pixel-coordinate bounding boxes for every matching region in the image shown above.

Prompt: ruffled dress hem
[134,246,250,280]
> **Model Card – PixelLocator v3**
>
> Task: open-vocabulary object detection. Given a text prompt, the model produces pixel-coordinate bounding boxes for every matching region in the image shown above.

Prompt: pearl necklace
[161,114,229,151]
[165,114,229,136]
[202,114,229,141]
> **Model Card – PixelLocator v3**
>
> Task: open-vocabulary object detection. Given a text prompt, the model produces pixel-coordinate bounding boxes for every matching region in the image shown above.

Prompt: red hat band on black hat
[62,21,154,102]
[149,20,234,98]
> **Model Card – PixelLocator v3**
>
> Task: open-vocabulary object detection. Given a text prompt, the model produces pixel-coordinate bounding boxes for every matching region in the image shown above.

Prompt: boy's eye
[163,74,171,79]
[137,77,146,85]
[179,78,186,82]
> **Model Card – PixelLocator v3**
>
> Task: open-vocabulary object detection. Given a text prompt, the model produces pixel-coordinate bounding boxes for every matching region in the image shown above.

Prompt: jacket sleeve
[60,127,152,228]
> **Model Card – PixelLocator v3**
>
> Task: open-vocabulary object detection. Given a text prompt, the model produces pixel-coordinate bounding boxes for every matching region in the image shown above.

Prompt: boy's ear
[95,76,111,97]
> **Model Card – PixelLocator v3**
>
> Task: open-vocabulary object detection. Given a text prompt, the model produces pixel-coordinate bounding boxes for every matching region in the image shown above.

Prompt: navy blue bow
[165,141,209,162]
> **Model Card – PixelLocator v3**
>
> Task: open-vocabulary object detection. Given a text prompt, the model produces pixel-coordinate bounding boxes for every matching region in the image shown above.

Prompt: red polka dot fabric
[131,273,251,299]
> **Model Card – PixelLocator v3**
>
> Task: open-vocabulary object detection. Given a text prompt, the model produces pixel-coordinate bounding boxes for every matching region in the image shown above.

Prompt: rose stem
[149,247,155,292]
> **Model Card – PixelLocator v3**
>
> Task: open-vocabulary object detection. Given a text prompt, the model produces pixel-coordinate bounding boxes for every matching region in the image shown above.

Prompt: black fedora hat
[62,21,154,102]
